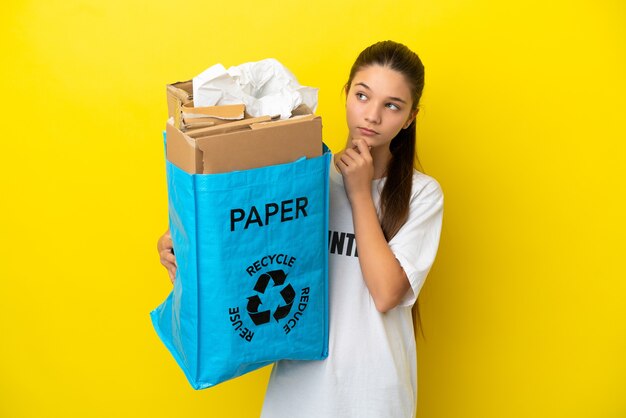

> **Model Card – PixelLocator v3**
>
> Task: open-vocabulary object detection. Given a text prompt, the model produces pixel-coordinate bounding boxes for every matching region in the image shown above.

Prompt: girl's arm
[336,141,411,313]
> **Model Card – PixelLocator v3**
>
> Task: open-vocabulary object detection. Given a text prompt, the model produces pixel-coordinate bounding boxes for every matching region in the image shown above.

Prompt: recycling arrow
[268,269,287,286]
[273,284,295,322]
[253,270,288,293]
[247,295,271,325]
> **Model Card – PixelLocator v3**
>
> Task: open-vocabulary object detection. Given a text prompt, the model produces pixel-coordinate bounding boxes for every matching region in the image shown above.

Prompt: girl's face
[345,65,416,150]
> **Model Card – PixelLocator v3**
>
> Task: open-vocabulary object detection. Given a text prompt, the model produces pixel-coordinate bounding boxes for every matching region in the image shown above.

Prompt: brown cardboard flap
[166,82,192,102]
[186,115,273,138]
[182,102,245,120]
[166,121,203,173]
[251,114,318,129]
[292,103,313,116]
[196,116,323,174]
[166,115,323,174]
[183,116,233,130]
[166,81,194,129]
[182,119,216,130]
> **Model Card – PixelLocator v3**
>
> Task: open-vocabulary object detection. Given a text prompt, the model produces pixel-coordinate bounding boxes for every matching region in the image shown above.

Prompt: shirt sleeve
[388,174,444,308]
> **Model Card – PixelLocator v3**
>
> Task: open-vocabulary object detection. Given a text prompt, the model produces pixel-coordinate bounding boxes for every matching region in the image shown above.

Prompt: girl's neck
[369,146,392,179]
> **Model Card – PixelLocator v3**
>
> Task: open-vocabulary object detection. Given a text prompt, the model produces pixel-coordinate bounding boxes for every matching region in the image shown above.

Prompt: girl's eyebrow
[355,82,407,104]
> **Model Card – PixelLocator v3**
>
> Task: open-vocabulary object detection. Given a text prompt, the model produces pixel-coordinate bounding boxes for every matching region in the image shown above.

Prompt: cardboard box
[166,113,323,174]
[166,79,323,174]
[166,81,193,128]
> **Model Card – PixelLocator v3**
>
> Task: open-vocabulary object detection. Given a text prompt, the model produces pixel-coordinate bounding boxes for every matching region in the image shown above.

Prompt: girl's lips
[357,127,378,136]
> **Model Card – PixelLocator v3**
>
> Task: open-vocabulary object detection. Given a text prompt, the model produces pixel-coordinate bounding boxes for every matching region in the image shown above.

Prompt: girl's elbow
[371,276,411,313]
[372,293,403,313]
[374,300,394,313]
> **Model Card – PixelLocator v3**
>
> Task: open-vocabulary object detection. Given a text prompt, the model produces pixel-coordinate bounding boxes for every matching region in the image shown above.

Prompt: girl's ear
[403,109,419,129]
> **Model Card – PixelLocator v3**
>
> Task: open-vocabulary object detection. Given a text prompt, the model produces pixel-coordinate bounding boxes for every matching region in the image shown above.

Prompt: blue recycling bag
[151,146,331,389]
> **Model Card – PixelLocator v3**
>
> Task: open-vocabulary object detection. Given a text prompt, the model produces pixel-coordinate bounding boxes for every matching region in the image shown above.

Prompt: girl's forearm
[350,194,410,313]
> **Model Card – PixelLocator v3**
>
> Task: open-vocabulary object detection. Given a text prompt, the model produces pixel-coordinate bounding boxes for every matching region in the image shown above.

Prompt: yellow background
[1,0,625,417]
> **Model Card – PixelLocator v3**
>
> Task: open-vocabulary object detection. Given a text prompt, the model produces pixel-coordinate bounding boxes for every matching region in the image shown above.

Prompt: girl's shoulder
[410,169,444,204]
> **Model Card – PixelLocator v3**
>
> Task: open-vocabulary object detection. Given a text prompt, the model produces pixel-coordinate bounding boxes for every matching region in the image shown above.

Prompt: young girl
[158,40,443,418]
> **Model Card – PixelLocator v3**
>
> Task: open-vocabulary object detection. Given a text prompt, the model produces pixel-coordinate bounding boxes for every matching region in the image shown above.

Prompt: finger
[342,147,361,163]
[160,251,177,267]
[160,259,174,272]
[159,228,171,241]
[339,152,354,168]
[342,148,367,169]
[352,140,372,159]
[159,254,175,269]
[168,267,176,283]
[157,238,172,253]
[166,251,177,265]
[335,158,347,174]
[350,138,368,149]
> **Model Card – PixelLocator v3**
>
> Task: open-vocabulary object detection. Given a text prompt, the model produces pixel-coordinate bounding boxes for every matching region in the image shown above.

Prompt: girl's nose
[364,105,381,125]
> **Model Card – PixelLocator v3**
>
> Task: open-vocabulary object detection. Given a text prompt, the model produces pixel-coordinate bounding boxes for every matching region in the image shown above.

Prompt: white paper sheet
[193,59,318,119]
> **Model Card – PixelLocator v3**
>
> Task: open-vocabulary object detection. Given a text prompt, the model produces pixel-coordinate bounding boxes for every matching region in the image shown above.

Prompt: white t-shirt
[260,160,444,418]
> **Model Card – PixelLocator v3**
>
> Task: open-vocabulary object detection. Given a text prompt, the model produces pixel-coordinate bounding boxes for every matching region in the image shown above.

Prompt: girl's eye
[356,93,367,101]
[386,103,400,111]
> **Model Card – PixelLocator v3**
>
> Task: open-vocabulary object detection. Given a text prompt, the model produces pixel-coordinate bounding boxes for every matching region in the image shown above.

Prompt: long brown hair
[346,40,426,338]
